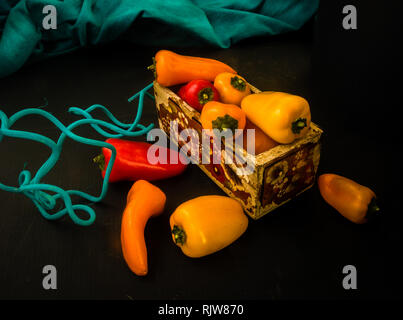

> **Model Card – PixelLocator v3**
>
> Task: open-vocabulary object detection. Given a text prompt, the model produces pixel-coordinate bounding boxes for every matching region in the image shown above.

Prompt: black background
[0,1,402,302]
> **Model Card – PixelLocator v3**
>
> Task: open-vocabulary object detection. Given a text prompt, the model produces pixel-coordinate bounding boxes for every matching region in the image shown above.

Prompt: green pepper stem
[365,197,381,222]
[198,87,214,105]
[93,154,105,172]
[147,57,157,79]
[172,225,186,245]
[212,114,238,134]
[291,118,307,134]
[230,76,246,91]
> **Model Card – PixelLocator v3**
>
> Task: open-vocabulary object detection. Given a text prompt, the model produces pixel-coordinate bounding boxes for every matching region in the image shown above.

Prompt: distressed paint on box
[153,81,323,219]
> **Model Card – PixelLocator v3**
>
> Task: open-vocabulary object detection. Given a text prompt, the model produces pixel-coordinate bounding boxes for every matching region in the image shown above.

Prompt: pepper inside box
[152,81,323,219]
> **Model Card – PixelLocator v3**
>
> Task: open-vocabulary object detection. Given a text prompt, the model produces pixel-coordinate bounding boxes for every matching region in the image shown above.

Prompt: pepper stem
[291,118,307,134]
[172,225,186,245]
[198,87,214,106]
[230,76,246,91]
[212,114,238,135]
[93,154,105,172]
[147,57,157,79]
[365,197,381,222]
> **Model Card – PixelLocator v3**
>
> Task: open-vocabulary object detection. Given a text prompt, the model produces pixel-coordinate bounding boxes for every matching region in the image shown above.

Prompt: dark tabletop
[0,2,401,300]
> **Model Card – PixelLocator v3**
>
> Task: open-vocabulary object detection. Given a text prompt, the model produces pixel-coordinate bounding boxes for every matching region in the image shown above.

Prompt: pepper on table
[318,173,381,224]
[94,138,188,182]
[121,180,166,276]
[170,195,248,258]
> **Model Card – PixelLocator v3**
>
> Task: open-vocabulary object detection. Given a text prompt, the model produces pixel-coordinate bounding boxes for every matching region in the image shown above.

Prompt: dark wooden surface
[0,2,401,300]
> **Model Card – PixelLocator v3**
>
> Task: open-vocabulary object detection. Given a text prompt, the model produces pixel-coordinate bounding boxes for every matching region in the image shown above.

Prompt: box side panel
[256,140,321,218]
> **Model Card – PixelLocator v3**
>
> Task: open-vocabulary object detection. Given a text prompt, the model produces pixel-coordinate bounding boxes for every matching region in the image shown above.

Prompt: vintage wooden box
[152,81,323,219]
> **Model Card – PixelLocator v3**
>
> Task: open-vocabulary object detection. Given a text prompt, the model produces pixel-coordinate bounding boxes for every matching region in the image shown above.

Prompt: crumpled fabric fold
[0,0,318,78]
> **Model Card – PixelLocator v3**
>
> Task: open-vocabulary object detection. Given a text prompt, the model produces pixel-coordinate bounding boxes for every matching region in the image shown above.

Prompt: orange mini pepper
[214,72,251,106]
[200,101,246,137]
[318,173,381,224]
[242,119,279,155]
[149,50,237,87]
[121,180,166,276]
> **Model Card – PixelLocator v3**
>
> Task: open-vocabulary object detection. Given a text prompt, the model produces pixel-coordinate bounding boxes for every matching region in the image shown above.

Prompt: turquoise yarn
[0,82,154,226]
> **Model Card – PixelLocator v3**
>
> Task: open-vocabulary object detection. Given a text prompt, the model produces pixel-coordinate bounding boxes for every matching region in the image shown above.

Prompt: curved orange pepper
[121,180,166,276]
[149,50,237,87]
[214,72,251,106]
[200,101,246,137]
[318,173,380,224]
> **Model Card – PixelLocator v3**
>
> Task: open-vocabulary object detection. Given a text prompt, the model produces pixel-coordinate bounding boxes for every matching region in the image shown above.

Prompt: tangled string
[0,83,155,226]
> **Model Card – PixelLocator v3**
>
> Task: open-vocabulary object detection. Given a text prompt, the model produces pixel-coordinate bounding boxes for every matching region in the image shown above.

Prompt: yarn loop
[0,83,154,226]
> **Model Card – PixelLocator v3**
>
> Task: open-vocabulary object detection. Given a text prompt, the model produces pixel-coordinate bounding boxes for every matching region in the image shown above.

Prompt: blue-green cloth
[0,0,318,78]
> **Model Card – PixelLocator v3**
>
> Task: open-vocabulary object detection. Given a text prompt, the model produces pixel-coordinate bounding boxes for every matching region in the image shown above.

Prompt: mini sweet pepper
[170,195,248,258]
[94,138,188,182]
[241,91,311,144]
[178,79,220,112]
[214,72,251,106]
[200,101,246,137]
[318,173,381,224]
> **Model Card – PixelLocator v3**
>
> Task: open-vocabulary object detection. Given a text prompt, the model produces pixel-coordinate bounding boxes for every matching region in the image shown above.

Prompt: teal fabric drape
[0,0,318,78]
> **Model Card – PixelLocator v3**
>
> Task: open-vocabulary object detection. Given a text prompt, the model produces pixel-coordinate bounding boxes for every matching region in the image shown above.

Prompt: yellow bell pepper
[241,91,311,144]
[169,195,248,258]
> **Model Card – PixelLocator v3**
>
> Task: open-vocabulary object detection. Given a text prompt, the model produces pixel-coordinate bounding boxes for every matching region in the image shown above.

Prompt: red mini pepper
[94,139,188,182]
[178,79,220,112]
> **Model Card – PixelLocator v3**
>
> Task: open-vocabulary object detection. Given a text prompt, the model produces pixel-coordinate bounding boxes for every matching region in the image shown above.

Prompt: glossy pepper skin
[94,138,187,182]
[121,180,166,276]
[214,72,251,106]
[178,79,220,112]
[241,91,311,144]
[200,101,246,137]
[318,174,381,224]
[170,195,248,258]
[149,50,237,87]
